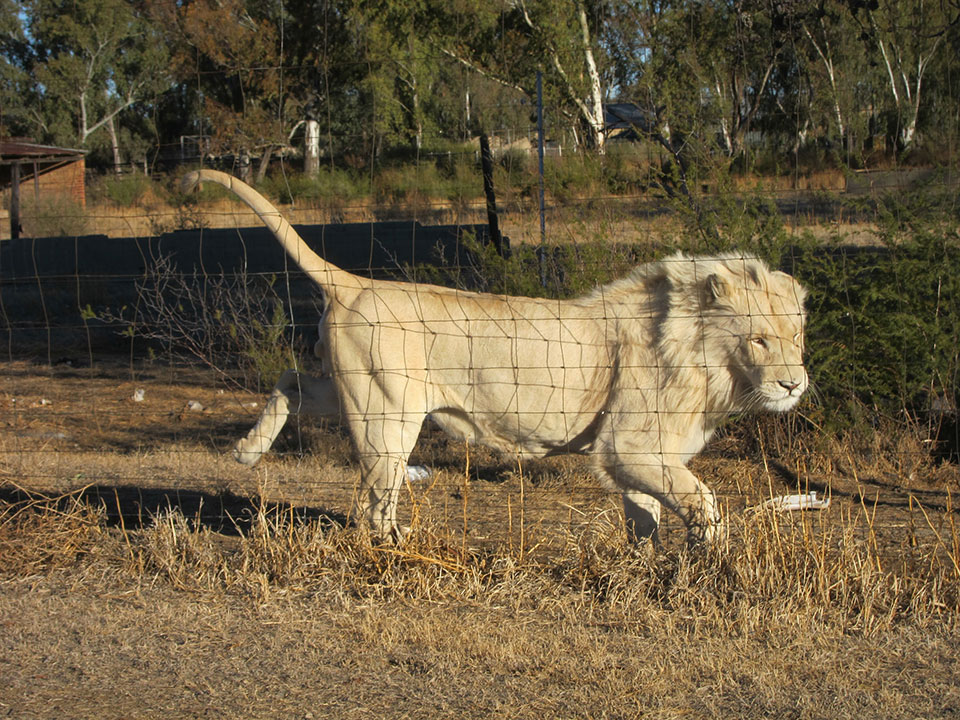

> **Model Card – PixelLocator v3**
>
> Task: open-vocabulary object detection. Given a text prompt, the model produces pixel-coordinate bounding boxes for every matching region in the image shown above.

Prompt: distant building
[604,103,656,142]
[0,140,87,239]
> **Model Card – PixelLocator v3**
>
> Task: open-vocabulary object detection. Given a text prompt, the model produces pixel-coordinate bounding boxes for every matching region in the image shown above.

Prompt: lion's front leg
[601,455,722,546]
[349,413,426,539]
[653,464,721,545]
[233,369,339,466]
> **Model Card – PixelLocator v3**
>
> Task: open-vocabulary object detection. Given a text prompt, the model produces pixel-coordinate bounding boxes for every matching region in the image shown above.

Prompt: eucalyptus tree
[0,0,34,137]
[435,0,612,151]
[846,0,957,150]
[348,0,440,154]
[168,0,292,180]
[798,0,858,149]
[18,0,171,167]
[156,0,371,176]
[273,0,366,173]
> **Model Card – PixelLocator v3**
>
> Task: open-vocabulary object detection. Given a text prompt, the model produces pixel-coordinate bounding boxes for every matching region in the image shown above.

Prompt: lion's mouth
[763,394,803,412]
[761,382,806,411]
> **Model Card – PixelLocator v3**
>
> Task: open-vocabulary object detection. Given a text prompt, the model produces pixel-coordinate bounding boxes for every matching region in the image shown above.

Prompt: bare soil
[2,359,960,719]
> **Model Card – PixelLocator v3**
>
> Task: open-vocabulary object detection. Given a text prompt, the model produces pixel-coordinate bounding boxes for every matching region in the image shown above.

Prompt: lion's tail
[181,169,355,290]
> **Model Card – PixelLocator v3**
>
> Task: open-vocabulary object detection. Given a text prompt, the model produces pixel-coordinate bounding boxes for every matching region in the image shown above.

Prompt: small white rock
[132,388,145,402]
[406,465,431,482]
[763,491,830,512]
[186,400,204,412]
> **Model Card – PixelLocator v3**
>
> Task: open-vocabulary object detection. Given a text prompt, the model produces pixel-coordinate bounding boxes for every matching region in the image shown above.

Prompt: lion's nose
[778,379,802,393]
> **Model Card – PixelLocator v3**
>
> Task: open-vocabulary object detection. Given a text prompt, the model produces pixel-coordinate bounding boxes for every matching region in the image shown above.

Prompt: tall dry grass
[3,483,957,636]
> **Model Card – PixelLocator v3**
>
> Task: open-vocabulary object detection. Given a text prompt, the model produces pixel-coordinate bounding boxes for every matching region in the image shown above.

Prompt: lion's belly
[428,402,599,455]
[421,313,610,454]
[427,361,606,455]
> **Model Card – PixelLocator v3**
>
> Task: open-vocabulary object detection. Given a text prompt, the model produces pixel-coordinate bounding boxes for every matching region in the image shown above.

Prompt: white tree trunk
[874,28,940,149]
[803,22,845,141]
[517,0,606,151]
[304,119,320,175]
[578,2,605,152]
[106,115,122,175]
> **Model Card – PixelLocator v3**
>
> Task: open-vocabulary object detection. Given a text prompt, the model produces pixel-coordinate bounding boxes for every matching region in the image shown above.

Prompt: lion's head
[656,253,808,415]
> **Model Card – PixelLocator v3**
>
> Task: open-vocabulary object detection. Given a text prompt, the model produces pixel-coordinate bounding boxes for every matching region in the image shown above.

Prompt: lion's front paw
[685,515,723,547]
[363,522,411,546]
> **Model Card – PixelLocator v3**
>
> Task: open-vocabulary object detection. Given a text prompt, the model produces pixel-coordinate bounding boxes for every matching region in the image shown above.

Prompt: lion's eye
[751,337,767,349]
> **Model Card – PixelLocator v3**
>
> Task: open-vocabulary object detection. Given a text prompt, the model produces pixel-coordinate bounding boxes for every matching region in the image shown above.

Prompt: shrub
[20,193,89,238]
[794,190,960,429]
[98,257,299,392]
[262,167,369,208]
[101,173,154,207]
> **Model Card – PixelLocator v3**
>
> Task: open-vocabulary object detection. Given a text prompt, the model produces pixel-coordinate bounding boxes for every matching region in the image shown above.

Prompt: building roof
[0,139,88,205]
[0,139,87,164]
[604,103,656,141]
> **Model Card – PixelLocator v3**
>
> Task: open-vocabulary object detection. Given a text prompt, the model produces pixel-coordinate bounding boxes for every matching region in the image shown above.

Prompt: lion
[183,169,808,545]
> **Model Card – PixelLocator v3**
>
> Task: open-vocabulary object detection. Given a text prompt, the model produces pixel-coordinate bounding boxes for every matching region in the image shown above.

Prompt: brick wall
[36,158,86,207]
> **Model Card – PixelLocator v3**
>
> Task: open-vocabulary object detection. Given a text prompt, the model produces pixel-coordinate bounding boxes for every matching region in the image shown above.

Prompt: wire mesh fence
[5,10,960,716]
[2,158,958,565]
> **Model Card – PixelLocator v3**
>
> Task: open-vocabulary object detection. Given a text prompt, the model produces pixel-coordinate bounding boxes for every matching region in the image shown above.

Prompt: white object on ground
[763,491,830,512]
[406,465,431,482]
[133,388,145,402]
[186,400,205,412]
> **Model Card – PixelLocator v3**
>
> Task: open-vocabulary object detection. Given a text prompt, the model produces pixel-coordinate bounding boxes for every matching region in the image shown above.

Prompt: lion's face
[714,266,808,413]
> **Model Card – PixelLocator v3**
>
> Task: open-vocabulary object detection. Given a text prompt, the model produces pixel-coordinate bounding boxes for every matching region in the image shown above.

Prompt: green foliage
[543,154,604,204]
[5,0,960,174]
[99,173,153,207]
[99,259,299,392]
[408,231,656,300]
[374,159,483,205]
[794,189,960,427]
[17,0,170,152]
[598,144,655,195]
[262,168,370,207]
[235,299,295,390]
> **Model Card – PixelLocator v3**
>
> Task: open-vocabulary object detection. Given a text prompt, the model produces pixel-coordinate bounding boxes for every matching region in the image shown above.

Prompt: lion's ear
[704,273,730,304]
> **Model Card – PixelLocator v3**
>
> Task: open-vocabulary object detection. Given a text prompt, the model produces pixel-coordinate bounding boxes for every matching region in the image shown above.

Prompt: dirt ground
[2,359,960,719]
[3,572,958,719]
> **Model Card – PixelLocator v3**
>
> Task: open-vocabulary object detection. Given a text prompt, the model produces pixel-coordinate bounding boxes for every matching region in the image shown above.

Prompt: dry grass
[0,486,105,577]
[3,468,958,631]
[2,483,960,717]
[2,361,960,718]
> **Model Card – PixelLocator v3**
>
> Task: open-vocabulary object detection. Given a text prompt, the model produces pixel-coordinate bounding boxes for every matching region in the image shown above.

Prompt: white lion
[183,170,808,545]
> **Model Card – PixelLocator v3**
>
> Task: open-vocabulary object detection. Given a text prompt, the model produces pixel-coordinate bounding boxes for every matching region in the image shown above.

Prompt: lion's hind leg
[233,370,339,466]
[621,490,662,546]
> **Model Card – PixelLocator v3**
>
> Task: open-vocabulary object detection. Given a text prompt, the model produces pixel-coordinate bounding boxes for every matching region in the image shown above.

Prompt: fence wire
[1,160,959,557]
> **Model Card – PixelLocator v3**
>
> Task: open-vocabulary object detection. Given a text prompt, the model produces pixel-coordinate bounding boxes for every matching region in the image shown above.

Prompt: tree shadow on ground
[0,484,348,536]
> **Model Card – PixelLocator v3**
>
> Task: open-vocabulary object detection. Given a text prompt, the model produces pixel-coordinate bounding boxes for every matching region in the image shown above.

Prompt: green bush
[262,167,369,207]
[406,230,660,300]
[794,190,960,428]
[101,173,154,207]
[375,163,444,203]
[100,261,298,392]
